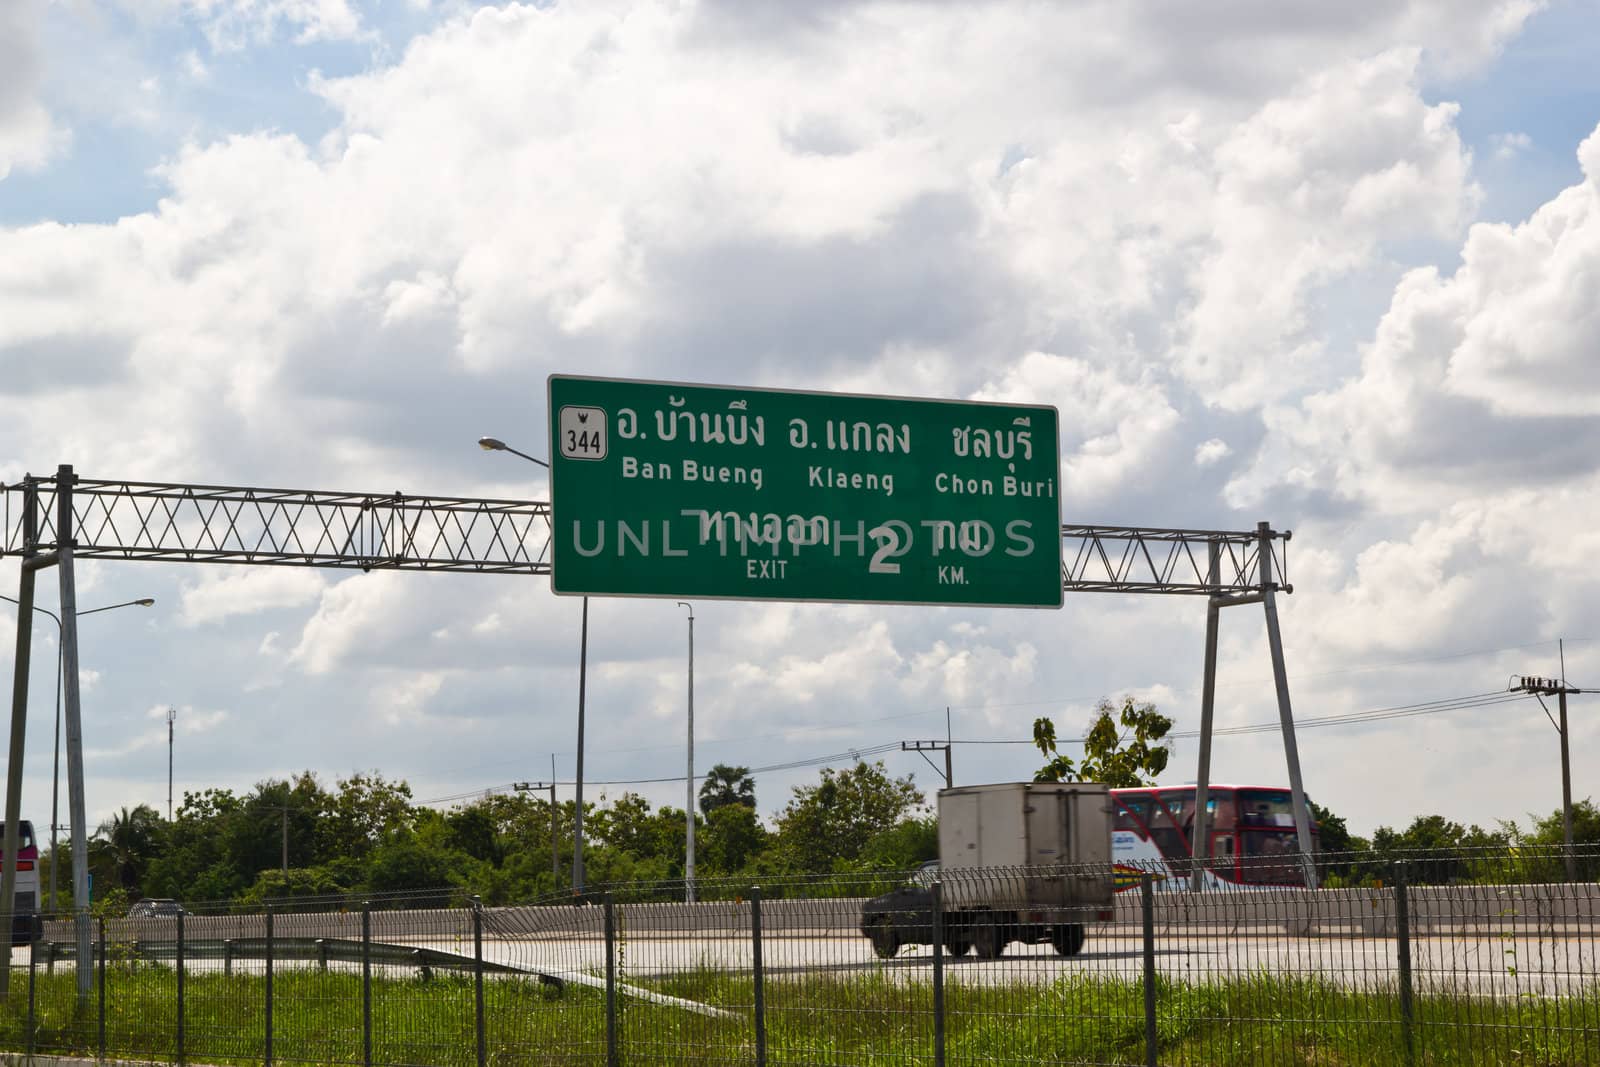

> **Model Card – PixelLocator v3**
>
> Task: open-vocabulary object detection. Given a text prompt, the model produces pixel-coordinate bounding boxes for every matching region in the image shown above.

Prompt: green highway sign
[547,376,1062,608]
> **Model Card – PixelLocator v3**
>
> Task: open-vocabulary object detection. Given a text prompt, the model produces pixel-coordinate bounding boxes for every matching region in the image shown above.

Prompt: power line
[438,637,1594,781]
[942,638,1595,718]
[419,741,906,806]
[419,689,1530,804]
[952,690,1532,743]
[434,707,941,778]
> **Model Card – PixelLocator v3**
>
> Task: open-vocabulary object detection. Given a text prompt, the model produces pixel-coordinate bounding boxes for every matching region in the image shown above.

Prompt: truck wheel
[1050,923,1086,957]
[973,920,1006,959]
[943,938,971,957]
[868,920,899,959]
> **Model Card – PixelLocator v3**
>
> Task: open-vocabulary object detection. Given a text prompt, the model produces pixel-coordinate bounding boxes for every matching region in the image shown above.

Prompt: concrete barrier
[46,881,1598,946]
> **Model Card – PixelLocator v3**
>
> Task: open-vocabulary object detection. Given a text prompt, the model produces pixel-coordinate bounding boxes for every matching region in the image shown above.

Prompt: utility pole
[902,740,952,790]
[513,780,560,885]
[167,707,176,821]
[281,807,288,876]
[1509,667,1584,881]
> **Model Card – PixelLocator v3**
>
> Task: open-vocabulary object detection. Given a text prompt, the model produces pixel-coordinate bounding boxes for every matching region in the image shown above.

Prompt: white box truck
[939,781,1115,957]
[858,781,1117,959]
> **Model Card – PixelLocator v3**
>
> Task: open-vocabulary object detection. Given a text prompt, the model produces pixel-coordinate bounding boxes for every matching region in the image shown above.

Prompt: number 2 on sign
[867,521,912,575]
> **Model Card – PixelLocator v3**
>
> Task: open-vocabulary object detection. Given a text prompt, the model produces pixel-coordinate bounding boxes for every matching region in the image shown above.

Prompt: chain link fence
[0,846,1594,1065]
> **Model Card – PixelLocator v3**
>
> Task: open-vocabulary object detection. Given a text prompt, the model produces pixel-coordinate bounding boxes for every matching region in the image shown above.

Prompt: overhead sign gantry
[0,392,1312,1000]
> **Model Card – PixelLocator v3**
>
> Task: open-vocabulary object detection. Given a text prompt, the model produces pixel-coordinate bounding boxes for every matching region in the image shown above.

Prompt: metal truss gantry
[0,467,1311,996]
[1,475,553,574]
[3,477,1290,597]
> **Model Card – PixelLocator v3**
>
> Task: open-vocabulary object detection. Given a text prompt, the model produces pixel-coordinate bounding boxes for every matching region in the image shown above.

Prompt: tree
[1508,798,1600,849]
[142,788,243,901]
[773,761,925,874]
[239,862,359,906]
[469,790,572,900]
[227,774,326,879]
[699,764,756,816]
[1033,697,1173,787]
[1308,799,1375,887]
[857,815,938,870]
[698,803,768,875]
[1371,814,1508,854]
[592,792,688,866]
[94,804,165,895]
[1370,814,1510,884]
[364,835,471,906]
[445,806,503,867]
[1497,799,1600,881]
[316,773,417,862]
[1308,800,1368,855]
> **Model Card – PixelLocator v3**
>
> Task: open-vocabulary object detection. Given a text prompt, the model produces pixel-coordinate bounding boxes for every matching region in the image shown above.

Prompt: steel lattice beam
[3,474,1288,595]
[1062,524,1289,596]
[2,475,552,574]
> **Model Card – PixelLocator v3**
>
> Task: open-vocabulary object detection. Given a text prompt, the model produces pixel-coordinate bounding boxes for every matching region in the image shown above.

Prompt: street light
[0,594,155,911]
[479,434,590,894]
[477,437,549,470]
[678,602,695,904]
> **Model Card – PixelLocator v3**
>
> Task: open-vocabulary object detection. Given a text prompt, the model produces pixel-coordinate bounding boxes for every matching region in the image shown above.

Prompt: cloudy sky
[3,0,1599,846]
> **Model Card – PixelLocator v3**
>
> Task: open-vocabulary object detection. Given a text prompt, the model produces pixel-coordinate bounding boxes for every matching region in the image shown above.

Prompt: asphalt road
[429,929,1599,996]
[518,927,1593,998]
[11,929,1593,998]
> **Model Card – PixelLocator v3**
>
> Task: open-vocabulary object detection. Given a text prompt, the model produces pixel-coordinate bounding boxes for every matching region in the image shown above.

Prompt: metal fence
[1,846,1596,1065]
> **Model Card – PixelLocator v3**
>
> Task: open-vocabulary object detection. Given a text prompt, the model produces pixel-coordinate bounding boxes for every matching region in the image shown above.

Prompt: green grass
[0,964,1594,1066]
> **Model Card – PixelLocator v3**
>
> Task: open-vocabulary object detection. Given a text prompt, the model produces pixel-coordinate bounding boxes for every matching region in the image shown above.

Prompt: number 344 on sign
[559,406,607,460]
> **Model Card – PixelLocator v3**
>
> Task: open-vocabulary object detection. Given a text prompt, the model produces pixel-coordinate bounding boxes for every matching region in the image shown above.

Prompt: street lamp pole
[0,594,154,911]
[478,435,590,894]
[167,707,176,821]
[678,602,695,904]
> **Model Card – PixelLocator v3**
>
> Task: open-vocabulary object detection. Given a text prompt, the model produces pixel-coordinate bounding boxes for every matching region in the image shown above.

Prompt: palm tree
[698,764,755,816]
[95,804,164,894]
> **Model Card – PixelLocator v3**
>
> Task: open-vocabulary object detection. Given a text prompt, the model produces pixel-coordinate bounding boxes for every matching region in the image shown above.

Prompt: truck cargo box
[937,782,1113,914]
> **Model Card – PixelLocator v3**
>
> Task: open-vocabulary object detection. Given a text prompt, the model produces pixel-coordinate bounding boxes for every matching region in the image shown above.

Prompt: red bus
[1110,785,1319,889]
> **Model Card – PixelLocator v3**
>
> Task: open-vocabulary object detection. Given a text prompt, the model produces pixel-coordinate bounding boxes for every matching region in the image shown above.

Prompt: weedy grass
[0,965,1594,1065]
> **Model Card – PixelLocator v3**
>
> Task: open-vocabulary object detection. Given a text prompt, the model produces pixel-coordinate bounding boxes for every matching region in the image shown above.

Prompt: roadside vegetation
[56,693,1599,911]
[1,967,1592,1066]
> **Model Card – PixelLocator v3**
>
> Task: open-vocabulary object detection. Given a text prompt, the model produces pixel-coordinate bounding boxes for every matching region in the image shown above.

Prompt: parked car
[128,898,187,918]
[859,861,973,959]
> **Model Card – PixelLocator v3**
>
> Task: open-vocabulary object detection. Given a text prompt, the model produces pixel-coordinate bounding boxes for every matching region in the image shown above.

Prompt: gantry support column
[1258,522,1317,889]
[55,467,93,996]
[0,479,40,995]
